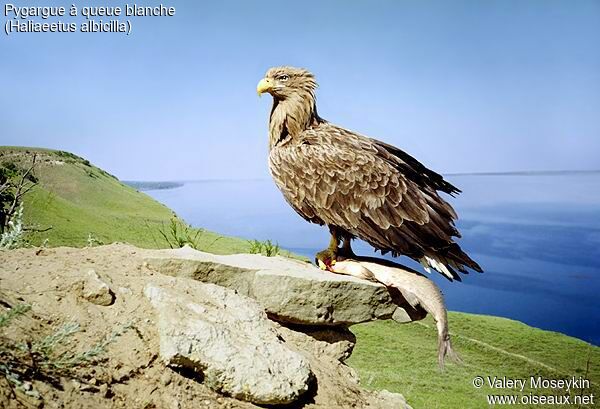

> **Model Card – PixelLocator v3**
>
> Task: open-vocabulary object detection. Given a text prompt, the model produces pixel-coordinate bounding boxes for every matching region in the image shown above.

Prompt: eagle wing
[269,123,481,280]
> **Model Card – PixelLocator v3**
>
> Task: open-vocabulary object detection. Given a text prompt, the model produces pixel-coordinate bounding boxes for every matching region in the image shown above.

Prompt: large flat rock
[143,246,400,326]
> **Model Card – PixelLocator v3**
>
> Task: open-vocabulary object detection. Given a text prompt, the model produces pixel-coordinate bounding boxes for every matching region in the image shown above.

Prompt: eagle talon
[315,249,338,272]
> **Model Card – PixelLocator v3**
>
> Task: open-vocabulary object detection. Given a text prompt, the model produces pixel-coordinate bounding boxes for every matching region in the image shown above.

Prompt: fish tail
[438,327,462,370]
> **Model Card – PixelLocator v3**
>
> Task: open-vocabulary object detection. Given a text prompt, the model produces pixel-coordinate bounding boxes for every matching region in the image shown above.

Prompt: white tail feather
[421,255,453,279]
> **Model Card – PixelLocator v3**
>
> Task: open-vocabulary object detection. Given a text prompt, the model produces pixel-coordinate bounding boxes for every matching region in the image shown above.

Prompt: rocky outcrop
[144,281,312,405]
[139,246,419,407]
[143,246,414,326]
[0,244,414,409]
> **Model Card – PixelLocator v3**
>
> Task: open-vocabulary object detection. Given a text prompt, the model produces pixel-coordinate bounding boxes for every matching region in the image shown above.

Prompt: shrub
[1,161,18,176]
[248,239,280,257]
[0,304,132,402]
[0,203,25,250]
[158,218,204,250]
[86,233,104,247]
[0,154,38,235]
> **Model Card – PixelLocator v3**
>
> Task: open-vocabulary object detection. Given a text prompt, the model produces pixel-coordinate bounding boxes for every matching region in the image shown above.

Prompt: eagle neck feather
[269,92,319,149]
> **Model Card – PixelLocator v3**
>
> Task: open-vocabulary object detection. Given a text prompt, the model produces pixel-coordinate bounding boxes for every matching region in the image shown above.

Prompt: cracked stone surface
[143,246,405,326]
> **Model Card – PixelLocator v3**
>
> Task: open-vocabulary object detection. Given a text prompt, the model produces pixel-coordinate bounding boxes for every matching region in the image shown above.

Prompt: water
[145,174,600,345]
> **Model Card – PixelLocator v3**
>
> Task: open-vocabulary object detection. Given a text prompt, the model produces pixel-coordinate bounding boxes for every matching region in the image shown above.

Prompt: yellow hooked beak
[256,78,273,96]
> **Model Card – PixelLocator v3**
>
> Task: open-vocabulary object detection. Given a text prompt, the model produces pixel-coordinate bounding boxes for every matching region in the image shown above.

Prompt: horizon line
[124,169,600,183]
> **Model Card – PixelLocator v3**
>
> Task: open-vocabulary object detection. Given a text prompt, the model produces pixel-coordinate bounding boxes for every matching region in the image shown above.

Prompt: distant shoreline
[123,180,184,191]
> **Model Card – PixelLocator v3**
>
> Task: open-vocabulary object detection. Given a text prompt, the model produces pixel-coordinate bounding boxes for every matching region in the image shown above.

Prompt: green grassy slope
[0,146,249,253]
[3,146,598,408]
[349,314,599,408]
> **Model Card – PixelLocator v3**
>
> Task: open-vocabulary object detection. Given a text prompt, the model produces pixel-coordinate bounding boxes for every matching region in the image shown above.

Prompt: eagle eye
[278,74,290,82]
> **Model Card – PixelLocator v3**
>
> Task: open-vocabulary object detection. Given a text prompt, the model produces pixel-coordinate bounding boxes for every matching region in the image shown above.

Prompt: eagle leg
[315,227,340,271]
[338,236,356,260]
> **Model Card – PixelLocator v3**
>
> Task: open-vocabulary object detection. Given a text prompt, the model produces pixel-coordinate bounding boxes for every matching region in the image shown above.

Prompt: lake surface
[146,174,600,345]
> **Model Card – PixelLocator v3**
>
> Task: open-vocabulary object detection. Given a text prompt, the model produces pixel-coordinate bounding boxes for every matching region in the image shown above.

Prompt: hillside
[349,315,599,408]
[0,146,250,253]
[1,146,598,408]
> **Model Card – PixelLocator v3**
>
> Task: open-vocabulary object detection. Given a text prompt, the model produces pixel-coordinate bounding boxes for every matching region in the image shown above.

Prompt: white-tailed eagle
[257,67,482,281]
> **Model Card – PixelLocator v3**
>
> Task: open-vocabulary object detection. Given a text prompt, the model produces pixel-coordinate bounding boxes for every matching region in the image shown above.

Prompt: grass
[248,239,281,256]
[348,313,599,408]
[3,145,598,408]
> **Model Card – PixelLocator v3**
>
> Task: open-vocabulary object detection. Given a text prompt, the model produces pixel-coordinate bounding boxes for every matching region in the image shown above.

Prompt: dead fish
[331,258,462,369]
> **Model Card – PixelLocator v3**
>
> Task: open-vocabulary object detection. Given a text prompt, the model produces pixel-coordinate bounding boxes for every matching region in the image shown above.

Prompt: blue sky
[1,0,599,180]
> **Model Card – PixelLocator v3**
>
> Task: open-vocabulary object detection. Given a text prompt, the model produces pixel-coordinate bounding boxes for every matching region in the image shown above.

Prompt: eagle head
[257,66,318,100]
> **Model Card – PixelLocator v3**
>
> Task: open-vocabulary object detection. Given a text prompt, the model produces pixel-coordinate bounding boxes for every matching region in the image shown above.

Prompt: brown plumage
[257,66,482,281]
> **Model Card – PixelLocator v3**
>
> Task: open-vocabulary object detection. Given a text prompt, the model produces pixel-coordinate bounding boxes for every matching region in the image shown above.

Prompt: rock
[144,280,313,405]
[367,389,413,409]
[160,370,172,386]
[98,383,109,398]
[1,244,417,409]
[276,323,413,409]
[278,324,356,362]
[392,308,414,323]
[144,246,406,326]
[254,268,395,325]
[81,269,114,306]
